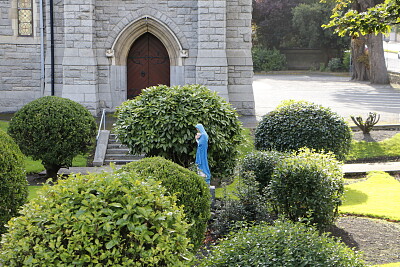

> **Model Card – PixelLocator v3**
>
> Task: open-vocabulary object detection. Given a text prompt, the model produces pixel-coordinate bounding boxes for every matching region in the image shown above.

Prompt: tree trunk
[353,0,390,84]
[367,33,390,84]
[351,37,369,81]
[44,164,61,180]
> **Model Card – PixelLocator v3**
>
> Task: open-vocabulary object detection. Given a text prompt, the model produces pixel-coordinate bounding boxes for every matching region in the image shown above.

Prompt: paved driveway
[253,73,400,124]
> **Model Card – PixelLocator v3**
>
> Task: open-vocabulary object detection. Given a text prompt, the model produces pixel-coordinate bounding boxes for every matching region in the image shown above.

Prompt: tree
[8,96,97,178]
[323,0,392,84]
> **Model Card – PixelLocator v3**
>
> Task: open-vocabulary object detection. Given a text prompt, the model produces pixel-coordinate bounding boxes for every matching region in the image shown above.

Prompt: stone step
[104,159,141,165]
[105,154,142,160]
[107,143,128,149]
[106,148,130,154]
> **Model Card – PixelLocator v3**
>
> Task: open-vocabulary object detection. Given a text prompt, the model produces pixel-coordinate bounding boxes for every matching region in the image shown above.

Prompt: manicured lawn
[340,171,400,221]
[347,133,400,161]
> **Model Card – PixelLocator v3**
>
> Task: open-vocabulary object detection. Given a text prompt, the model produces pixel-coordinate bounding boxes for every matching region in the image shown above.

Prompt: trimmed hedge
[8,96,96,178]
[0,130,28,235]
[255,100,352,161]
[198,220,365,266]
[0,171,193,266]
[118,157,211,250]
[269,148,344,230]
[114,84,243,182]
[240,150,288,190]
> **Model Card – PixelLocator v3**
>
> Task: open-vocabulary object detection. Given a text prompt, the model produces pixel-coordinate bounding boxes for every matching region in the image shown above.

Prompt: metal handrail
[96,109,106,140]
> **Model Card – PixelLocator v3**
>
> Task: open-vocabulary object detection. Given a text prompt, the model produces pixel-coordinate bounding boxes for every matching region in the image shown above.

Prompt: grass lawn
[28,186,42,201]
[340,171,400,221]
[347,133,400,160]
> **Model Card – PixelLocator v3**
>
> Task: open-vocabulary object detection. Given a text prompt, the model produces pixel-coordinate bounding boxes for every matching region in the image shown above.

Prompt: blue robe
[195,124,211,184]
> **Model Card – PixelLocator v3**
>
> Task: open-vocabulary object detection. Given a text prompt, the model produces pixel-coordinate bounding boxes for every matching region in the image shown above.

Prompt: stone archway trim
[107,16,187,66]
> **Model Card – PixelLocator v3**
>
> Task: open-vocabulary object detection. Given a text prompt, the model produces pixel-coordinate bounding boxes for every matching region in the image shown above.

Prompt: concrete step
[106,148,130,154]
[105,154,142,160]
[104,158,141,165]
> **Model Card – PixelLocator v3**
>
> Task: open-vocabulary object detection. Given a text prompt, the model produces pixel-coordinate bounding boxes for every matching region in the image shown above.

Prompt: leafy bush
[328,57,344,72]
[269,149,344,230]
[209,172,272,237]
[0,130,28,235]
[343,51,351,72]
[240,150,287,190]
[8,96,96,178]
[118,157,211,250]
[255,100,352,161]
[198,220,365,267]
[0,171,193,266]
[252,46,287,72]
[114,84,243,181]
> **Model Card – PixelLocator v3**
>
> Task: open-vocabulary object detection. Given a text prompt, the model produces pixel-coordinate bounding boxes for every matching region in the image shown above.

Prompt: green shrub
[118,157,211,250]
[198,220,365,267]
[0,171,193,266]
[252,46,287,72]
[240,150,287,190]
[114,84,243,181]
[327,57,344,72]
[0,130,28,235]
[8,96,96,178]
[210,172,272,237]
[255,100,352,161]
[342,51,351,72]
[269,149,344,230]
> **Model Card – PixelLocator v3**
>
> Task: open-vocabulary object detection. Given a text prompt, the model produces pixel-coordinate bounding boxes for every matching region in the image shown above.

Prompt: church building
[0,0,255,116]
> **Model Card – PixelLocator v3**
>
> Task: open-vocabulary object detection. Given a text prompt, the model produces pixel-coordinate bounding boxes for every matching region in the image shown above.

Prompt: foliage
[323,0,400,37]
[240,150,287,190]
[341,171,400,220]
[255,100,352,161]
[118,157,211,250]
[252,0,299,48]
[114,84,243,181]
[198,220,366,267]
[236,128,255,160]
[347,133,400,161]
[7,96,96,178]
[269,149,344,230]
[0,171,193,266]
[328,57,345,71]
[0,130,28,235]
[209,172,273,237]
[252,46,287,71]
[292,2,350,49]
[342,50,351,71]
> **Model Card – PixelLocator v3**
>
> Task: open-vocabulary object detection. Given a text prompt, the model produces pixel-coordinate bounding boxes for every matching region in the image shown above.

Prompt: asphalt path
[253,73,400,124]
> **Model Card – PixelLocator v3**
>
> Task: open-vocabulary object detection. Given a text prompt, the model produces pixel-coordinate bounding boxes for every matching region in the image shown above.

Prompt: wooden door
[127,33,170,99]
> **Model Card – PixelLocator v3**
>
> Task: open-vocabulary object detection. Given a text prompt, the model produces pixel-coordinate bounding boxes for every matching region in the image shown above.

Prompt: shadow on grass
[342,188,368,206]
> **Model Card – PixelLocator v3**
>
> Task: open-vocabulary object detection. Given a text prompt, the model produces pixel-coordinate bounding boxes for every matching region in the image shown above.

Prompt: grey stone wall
[1,0,255,116]
[0,0,42,113]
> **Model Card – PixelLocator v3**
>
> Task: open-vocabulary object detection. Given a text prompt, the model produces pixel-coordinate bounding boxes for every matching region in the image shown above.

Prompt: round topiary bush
[118,156,211,250]
[198,220,366,267]
[0,130,28,235]
[269,148,344,230]
[254,100,352,161]
[8,96,97,178]
[240,150,288,190]
[114,84,243,181]
[0,171,193,266]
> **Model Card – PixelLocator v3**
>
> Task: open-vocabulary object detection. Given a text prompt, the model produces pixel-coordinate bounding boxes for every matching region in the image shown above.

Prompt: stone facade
[0,0,255,116]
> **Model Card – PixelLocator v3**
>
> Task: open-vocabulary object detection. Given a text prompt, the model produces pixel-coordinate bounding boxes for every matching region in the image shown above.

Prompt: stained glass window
[18,0,33,36]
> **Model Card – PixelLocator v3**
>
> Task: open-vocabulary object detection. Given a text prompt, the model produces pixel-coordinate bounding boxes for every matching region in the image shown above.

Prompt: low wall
[389,72,400,85]
[280,48,341,70]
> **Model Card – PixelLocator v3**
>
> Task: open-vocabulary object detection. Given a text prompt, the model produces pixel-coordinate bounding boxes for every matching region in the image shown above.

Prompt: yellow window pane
[18,0,32,9]
[19,10,32,23]
[19,23,32,36]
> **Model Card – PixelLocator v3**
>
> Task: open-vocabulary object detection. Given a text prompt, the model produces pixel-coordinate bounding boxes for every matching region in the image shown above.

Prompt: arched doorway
[127,32,170,99]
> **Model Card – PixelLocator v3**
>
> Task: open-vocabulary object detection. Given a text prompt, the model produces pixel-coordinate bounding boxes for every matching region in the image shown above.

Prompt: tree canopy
[323,0,400,36]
